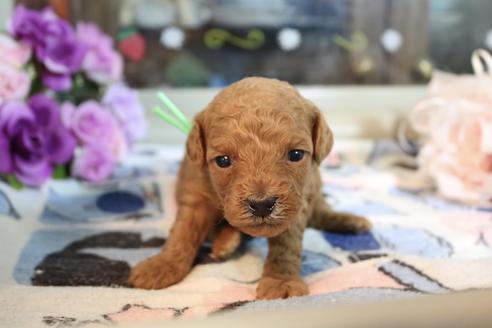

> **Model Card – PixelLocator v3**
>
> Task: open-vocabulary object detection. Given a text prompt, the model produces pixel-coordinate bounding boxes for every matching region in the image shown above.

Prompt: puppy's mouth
[238,220,288,238]
[223,194,297,237]
[231,212,290,238]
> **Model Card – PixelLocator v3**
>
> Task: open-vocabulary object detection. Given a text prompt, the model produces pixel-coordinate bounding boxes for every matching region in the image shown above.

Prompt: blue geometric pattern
[322,231,380,252]
[39,180,163,224]
[373,226,453,259]
[96,191,145,214]
[321,225,453,259]
[300,250,340,276]
[246,237,340,277]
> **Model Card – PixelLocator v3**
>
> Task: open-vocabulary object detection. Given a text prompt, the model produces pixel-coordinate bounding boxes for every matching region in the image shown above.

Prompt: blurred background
[5,0,492,88]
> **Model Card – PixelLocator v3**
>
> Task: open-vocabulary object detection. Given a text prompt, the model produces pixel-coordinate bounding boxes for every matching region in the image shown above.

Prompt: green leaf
[53,165,68,180]
[5,175,24,190]
[116,27,137,41]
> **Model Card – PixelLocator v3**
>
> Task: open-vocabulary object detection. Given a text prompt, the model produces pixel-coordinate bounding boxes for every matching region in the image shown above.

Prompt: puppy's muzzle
[246,197,278,218]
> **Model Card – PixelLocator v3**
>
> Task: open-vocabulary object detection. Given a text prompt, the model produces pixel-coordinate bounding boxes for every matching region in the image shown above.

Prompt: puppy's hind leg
[309,196,371,233]
[211,224,242,260]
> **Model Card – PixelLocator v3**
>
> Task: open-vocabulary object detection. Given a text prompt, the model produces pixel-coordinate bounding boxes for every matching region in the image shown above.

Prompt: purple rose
[0,96,76,186]
[11,5,86,75]
[41,71,72,91]
[72,144,115,182]
[77,23,123,84]
[103,84,146,144]
[0,131,13,173]
[8,5,44,47]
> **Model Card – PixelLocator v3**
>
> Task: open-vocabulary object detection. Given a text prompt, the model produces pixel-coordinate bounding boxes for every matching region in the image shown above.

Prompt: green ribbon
[154,92,192,134]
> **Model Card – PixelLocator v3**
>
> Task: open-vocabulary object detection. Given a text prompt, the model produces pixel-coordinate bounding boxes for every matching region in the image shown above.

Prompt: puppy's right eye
[288,149,304,162]
[215,155,232,168]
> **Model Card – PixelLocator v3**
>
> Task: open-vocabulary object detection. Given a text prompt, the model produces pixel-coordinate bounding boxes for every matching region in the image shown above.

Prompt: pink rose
[0,34,31,68]
[0,35,32,105]
[0,63,31,105]
[63,100,128,161]
[69,100,119,144]
[411,72,492,205]
[72,144,116,182]
[60,102,75,128]
[102,84,146,144]
[108,126,128,161]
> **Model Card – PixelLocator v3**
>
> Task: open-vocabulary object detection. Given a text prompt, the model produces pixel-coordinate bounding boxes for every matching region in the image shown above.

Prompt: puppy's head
[186,77,333,237]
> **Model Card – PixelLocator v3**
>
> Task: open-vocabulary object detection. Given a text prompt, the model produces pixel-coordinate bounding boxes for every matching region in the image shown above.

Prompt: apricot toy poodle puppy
[129,77,371,299]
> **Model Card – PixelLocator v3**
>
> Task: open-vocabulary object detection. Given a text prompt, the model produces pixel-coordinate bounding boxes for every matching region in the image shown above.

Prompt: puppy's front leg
[256,220,308,299]
[129,202,218,289]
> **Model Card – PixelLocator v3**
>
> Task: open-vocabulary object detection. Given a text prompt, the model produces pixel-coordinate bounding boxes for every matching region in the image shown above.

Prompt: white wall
[139,86,425,144]
[0,0,13,31]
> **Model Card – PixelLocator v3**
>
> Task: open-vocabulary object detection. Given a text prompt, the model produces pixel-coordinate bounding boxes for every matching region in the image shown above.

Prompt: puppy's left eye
[215,155,232,168]
[288,149,304,162]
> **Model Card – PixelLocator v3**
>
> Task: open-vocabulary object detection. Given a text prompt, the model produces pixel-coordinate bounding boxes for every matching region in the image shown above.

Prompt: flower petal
[46,128,76,164]
[72,144,115,182]
[0,100,34,137]
[28,94,61,131]
[13,153,52,186]
[41,71,72,92]
[0,131,13,173]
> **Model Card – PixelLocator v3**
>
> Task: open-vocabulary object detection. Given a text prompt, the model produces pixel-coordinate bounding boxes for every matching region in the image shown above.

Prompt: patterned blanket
[1,141,491,327]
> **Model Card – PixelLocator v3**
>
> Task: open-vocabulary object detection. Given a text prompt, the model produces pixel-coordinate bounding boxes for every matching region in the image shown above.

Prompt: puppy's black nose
[247,197,277,217]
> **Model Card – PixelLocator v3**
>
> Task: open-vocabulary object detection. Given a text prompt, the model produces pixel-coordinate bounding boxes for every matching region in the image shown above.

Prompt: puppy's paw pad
[256,277,308,300]
[129,255,187,290]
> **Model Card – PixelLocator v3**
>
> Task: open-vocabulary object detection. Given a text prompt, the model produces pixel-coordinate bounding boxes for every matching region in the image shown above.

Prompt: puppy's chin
[224,214,292,238]
[222,197,301,238]
[238,224,288,238]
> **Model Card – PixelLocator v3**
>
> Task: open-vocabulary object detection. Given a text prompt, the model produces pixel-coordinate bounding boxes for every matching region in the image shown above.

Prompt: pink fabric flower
[0,63,31,105]
[410,71,492,205]
[72,144,116,182]
[0,35,31,105]
[102,84,146,144]
[70,100,118,144]
[63,100,128,161]
[108,126,128,161]
[0,34,31,68]
[60,101,76,128]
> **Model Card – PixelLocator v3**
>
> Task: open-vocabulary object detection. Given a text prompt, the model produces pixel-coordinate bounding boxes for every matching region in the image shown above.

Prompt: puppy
[129,77,371,299]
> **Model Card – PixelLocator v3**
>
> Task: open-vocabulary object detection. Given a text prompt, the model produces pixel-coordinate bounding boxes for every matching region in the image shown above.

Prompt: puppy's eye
[215,155,232,168]
[288,149,304,162]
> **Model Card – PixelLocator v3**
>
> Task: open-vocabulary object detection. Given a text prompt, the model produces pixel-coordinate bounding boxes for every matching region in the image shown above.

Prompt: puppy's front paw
[129,254,188,289]
[256,276,308,300]
[344,214,372,233]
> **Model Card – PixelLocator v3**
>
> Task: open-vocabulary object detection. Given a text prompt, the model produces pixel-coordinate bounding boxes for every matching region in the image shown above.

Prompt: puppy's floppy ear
[186,113,206,166]
[307,100,333,164]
